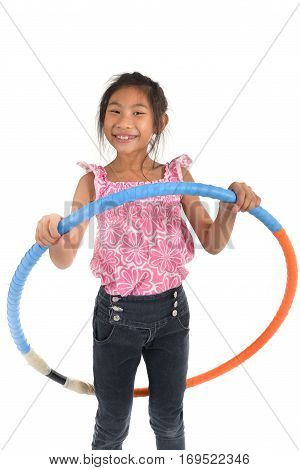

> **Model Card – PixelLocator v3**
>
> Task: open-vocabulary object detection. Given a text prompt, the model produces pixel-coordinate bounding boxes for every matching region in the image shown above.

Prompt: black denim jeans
[91,283,190,450]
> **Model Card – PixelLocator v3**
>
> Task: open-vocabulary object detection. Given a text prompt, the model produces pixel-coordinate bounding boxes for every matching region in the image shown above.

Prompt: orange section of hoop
[133,227,298,398]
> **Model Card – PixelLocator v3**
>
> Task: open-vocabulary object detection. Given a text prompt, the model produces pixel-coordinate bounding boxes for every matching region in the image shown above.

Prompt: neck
[112,153,154,172]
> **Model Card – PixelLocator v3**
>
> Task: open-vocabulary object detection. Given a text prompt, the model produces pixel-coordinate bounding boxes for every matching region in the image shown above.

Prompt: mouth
[112,134,138,143]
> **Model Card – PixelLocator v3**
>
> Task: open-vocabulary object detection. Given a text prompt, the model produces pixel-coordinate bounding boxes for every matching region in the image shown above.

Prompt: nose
[114,113,135,129]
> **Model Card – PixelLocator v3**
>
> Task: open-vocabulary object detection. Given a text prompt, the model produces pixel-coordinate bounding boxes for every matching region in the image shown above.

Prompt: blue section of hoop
[7,182,282,354]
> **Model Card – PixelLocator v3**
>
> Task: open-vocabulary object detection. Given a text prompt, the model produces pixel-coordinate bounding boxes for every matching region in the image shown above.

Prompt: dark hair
[96,71,169,180]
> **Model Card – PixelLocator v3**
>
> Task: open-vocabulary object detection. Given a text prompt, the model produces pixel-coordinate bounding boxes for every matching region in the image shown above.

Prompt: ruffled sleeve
[168,154,193,181]
[76,161,99,174]
[76,161,107,198]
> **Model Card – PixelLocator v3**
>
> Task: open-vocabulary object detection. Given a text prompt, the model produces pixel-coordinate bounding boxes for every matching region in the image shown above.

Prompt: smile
[113,135,138,143]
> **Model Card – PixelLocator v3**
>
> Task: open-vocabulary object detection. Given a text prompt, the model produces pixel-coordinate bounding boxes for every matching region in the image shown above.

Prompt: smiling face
[104,86,156,159]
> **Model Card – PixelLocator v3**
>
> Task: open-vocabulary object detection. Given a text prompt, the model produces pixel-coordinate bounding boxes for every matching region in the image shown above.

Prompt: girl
[35,71,262,450]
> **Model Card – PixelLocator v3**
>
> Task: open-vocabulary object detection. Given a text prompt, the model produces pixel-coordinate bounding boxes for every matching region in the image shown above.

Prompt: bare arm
[181,168,214,253]
[181,167,237,255]
[203,203,238,254]
[49,172,96,268]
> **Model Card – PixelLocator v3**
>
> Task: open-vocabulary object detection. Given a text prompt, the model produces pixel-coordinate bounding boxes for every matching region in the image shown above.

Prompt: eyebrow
[107,101,148,109]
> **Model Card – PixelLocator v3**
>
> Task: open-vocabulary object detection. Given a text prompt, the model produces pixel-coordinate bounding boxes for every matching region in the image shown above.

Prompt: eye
[109,110,144,115]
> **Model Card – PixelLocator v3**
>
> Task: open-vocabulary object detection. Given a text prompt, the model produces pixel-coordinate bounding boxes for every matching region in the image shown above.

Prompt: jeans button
[174,300,178,308]
[173,290,178,298]
[113,314,120,321]
[111,305,123,311]
[112,296,120,302]
[172,309,178,317]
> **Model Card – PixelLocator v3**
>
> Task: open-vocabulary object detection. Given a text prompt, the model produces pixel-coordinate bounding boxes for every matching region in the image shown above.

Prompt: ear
[154,113,169,134]
[161,113,169,132]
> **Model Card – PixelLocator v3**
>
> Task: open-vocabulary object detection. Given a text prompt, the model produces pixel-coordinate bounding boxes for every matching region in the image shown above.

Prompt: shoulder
[174,155,197,207]
[76,161,108,201]
[168,154,193,181]
[76,172,96,202]
[181,167,194,182]
[76,162,98,202]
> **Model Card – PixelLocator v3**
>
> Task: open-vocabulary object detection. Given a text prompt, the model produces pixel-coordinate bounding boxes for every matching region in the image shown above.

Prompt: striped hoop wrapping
[7,181,298,397]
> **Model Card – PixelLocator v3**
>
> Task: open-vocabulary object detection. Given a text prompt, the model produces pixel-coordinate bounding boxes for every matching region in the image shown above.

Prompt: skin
[103,85,168,179]
[37,85,262,263]
[180,168,262,254]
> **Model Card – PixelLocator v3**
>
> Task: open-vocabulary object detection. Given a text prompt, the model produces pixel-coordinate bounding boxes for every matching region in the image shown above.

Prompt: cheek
[103,117,111,129]
[103,121,114,138]
[139,121,155,137]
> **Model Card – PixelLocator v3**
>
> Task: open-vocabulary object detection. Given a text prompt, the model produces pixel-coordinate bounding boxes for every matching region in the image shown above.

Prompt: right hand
[35,213,63,247]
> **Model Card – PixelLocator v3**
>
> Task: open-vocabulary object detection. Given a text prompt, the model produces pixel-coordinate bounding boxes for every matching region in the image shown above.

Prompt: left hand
[220,182,262,213]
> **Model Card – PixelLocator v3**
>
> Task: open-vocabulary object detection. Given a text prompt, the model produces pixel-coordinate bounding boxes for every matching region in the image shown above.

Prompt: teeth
[115,135,136,140]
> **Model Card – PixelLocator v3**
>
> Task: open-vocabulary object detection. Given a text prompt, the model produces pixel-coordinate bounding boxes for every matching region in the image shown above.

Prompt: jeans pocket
[93,307,116,345]
[176,309,190,331]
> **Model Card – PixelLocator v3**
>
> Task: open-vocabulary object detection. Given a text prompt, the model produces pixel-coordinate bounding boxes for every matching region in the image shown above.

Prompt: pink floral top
[76,154,195,296]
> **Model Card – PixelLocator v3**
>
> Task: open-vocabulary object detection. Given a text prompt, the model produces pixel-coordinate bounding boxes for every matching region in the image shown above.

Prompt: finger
[49,218,62,239]
[41,219,56,245]
[241,191,255,212]
[36,226,48,247]
[253,192,261,206]
[245,193,258,211]
[234,188,246,211]
[36,223,53,247]
[35,226,41,245]
[35,227,42,245]
[44,219,60,243]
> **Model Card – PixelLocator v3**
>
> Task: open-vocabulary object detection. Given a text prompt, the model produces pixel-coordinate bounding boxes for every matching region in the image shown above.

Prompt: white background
[1,0,299,468]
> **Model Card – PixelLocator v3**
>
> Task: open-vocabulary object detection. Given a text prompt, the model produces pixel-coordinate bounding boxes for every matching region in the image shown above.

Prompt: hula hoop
[7,181,298,397]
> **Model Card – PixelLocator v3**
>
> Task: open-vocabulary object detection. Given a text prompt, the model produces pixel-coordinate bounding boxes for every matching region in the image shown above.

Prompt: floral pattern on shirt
[77,154,195,295]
